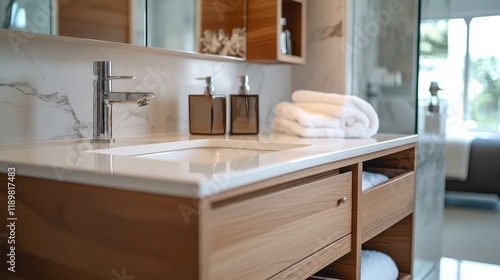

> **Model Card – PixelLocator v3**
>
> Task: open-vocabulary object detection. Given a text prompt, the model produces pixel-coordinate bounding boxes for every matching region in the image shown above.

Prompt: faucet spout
[91,61,156,144]
[107,92,156,107]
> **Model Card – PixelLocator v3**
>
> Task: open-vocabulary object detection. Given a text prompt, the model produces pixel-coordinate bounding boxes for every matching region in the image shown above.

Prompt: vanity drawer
[209,171,352,280]
[360,168,415,242]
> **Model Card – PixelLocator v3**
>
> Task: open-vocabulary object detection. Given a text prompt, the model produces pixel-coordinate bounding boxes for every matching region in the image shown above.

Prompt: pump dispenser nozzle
[238,75,250,95]
[196,76,216,96]
[428,81,442,113]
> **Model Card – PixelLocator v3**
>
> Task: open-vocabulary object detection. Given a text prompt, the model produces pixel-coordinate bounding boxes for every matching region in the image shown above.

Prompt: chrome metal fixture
[92,61,155,144]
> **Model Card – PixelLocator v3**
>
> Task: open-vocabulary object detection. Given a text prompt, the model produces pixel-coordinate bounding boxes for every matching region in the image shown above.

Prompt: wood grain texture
[208,144,415,203]
[200,0,245,52]
[269,234,351,280]
[58,0,130,43]
[247,0,306,63]
[399,273,413,280]
[247,0,279,61]
[0,174,199,279]
[0,143,417,280]
[210,172,352,280]
[318,163,363,280]
[201,0,245,33]
[364,147,416,171]
[363,214,414,275]
[361,171,415,243]
[319,145,416,279]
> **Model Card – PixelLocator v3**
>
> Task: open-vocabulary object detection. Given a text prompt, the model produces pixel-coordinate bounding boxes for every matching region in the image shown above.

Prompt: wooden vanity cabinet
[247,0,306,64]
[318,144,416,280]
[0,143,416,280]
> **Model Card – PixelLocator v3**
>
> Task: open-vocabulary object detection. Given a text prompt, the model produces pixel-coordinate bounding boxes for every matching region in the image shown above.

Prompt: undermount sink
[89,139,307,164]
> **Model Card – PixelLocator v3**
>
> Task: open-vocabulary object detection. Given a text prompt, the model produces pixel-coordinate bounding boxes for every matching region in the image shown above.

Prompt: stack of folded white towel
[272,90,379,138]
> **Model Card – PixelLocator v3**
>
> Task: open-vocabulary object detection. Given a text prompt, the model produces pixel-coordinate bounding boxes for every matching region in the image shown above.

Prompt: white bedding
[445,134,475,181]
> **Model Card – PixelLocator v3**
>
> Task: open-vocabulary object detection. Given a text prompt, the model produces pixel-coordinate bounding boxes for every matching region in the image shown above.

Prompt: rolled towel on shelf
[272,90,379,138]
[362,171,390,191]
[361,250,399,280]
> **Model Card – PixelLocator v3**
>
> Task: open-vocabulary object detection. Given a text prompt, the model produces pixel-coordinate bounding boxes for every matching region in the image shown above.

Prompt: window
[419,15,500,133]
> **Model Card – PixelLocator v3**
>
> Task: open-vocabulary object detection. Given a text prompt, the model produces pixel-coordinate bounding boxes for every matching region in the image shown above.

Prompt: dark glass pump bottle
[189,76,226,135]
[230,75,259,135]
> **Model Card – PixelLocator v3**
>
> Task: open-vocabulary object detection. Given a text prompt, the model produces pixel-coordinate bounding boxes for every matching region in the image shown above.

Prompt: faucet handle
[109,75,135,80]
[93,61,135,80]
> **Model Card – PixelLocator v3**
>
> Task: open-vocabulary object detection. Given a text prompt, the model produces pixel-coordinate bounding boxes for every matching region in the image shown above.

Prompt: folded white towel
[275,102,342,128]
[361,250,399,280]
[290,90,379,138]
[362,171,390,191]
[272,118,346,138]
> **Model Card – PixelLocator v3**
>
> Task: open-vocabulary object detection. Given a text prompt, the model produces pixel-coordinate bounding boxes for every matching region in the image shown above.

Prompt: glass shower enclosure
[349,1,446,280]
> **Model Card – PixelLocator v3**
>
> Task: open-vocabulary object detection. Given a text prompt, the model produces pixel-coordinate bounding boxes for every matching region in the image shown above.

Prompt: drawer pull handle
[340,197,348,204]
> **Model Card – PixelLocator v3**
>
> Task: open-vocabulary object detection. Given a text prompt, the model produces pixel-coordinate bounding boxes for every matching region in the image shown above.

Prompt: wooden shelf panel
[399,273,413,280]
[247,0,306,64]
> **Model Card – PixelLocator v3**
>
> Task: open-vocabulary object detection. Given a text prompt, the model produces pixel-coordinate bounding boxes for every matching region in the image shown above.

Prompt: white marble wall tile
[292,0,346,94]
[0,36,292,144]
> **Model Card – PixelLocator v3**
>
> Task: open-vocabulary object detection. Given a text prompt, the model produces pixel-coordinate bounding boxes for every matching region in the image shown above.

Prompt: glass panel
[418,19,468,132]
[147,0,246,58]
[468,15,500,132]
[351,0,419,134]
[0,0,51,34]
[147,0,197,52]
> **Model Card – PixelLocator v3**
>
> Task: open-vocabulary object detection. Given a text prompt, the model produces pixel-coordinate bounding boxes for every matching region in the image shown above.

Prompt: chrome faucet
[91,61,155,144]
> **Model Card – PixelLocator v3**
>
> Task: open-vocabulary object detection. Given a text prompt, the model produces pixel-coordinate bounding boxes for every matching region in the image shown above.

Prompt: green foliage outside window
[420,20,448,58]
[470,56,500,130]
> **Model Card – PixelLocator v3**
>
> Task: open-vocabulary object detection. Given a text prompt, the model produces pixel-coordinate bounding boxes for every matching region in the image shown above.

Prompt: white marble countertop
[0,133,417,198]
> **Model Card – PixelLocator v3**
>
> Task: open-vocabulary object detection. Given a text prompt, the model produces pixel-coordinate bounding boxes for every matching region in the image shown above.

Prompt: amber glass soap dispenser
[189,76,226,135]
[230,75,259,135]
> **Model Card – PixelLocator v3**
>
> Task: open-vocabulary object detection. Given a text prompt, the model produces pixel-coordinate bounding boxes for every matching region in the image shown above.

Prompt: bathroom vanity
[0,133,416,280]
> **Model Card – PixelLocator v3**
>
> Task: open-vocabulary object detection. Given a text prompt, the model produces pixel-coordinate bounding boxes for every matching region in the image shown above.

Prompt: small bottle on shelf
[280,17,292,55]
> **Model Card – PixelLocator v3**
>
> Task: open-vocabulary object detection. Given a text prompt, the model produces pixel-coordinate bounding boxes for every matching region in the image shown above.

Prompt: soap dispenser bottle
[189,76,226,135]
[230,75,259,135]
[423,81,447,135]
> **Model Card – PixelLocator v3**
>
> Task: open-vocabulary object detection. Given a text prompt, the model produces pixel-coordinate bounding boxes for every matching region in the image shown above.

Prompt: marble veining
[0,34,292,144]
[312,22,343,41]
[292,0,346,94]
[0,80,91,142]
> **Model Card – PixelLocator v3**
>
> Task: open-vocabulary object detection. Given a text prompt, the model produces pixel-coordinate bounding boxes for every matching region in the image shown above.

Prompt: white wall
[0,33,292,144]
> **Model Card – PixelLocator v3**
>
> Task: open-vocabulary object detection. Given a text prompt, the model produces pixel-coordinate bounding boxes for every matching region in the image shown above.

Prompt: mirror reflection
[0,0,246,58]
[147,0,246,57]
[1,0,52,35]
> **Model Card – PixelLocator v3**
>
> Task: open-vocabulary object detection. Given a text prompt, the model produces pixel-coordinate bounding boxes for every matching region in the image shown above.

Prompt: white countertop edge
[0,134,418,198]
[196,134,418,197]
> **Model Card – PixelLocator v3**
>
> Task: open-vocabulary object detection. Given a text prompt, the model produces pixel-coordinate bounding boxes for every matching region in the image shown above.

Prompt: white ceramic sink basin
[89,139,307,164]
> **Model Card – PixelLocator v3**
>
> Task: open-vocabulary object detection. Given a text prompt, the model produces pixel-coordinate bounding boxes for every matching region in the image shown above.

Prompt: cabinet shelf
[247,0,306,64]
[398,273,412,280]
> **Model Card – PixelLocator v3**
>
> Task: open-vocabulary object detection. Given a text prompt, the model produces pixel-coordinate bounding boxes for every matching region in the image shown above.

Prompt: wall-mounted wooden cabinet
[247,0,306,64]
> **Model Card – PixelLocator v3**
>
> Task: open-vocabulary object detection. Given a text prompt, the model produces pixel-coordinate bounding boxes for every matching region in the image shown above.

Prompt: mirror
[148,0,246,58]
[0,0,246,58]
